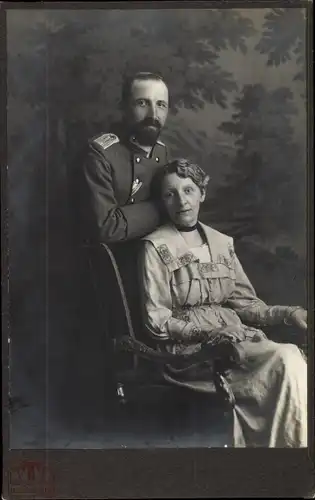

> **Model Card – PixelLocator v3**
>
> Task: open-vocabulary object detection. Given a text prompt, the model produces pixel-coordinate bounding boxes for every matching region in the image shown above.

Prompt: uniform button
[136,157,140,163]
[130,198,134,204]
[155,157,159,162]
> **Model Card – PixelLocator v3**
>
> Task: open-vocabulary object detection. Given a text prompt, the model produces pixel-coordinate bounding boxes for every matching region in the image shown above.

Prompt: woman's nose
[177,193,187,207]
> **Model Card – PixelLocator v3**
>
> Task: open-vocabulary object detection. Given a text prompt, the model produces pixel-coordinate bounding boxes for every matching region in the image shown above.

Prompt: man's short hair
[121,71,168,107]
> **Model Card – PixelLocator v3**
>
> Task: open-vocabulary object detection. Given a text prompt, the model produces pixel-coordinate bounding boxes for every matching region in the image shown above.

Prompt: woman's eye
[185,187,193,194]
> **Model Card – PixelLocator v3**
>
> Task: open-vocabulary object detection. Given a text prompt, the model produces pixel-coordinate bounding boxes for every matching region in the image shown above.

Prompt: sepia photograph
[4,2,311,460]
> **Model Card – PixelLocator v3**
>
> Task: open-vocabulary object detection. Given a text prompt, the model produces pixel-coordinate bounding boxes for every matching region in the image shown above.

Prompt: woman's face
[161,173,205,227]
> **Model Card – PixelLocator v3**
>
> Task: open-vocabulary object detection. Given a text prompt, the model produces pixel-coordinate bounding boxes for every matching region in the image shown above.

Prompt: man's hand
[287,307,307,330]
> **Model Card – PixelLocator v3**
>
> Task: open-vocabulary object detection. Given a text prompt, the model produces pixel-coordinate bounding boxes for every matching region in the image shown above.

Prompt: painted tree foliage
[212,84,304,243]
[255,8,307,88]
[211,7,307,250]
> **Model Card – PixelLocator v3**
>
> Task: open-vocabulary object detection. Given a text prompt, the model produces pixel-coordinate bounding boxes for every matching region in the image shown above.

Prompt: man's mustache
[140,118,161,129]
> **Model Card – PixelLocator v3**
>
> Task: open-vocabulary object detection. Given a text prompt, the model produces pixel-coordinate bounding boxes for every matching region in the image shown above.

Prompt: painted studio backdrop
[7,7,307,447]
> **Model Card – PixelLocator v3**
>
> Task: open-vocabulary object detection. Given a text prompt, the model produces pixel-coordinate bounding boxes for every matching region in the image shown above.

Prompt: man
[81,71,170,342]
[82,71,170,245]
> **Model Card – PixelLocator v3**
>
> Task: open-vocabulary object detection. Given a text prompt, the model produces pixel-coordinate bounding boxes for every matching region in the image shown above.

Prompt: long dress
[139,222,307,447]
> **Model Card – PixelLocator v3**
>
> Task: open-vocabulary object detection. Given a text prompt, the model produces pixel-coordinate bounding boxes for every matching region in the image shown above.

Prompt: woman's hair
[152,158,210,199]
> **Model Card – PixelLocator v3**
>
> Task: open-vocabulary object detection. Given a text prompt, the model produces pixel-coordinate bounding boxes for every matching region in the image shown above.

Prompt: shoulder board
[157,139,166,147]
[92,133,119,151]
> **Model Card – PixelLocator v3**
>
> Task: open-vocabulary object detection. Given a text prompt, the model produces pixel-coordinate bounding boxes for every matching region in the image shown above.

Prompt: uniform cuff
[120,201,161,240]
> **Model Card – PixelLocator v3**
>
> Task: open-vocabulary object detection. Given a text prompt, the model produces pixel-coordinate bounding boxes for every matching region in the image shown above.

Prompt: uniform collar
[129,136,152,157]
[128,136,163,165]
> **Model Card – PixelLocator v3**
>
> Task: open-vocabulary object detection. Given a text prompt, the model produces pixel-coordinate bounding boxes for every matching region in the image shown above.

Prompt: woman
[138,158,308,447]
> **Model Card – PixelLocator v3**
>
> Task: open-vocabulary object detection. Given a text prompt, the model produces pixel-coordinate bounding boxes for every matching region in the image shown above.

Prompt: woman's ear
[200,190,206,203]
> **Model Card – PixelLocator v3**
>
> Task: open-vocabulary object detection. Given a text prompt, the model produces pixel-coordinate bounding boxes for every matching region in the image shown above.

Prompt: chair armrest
[115,336,237,408]
[116,334,246,367]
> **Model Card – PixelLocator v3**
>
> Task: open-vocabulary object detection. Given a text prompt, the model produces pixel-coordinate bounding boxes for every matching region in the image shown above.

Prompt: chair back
[86,242,139,372]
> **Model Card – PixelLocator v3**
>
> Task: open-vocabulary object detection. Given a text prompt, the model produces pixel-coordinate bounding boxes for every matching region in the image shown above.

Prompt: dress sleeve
[226,243,297,326]
[138,240,202,342]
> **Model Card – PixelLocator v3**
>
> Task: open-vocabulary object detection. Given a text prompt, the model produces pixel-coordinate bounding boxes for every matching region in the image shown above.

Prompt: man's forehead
[131,79,169,98]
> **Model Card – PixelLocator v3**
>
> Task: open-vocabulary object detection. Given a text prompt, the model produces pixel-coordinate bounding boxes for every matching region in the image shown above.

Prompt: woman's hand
[286,307,307,330]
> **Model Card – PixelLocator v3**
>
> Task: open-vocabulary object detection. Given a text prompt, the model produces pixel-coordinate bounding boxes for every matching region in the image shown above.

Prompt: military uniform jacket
[83,130,169,244]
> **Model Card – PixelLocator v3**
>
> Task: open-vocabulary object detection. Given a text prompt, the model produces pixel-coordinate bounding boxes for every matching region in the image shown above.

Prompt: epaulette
[157,139,166,147]
[92,133,119,151]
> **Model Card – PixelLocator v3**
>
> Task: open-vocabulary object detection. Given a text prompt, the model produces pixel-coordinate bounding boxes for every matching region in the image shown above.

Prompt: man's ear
[200,190,206,203]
